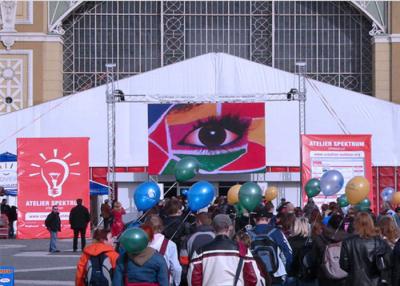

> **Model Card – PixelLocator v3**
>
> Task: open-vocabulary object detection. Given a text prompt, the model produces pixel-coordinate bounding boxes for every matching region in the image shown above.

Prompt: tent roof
[0,53,399,166]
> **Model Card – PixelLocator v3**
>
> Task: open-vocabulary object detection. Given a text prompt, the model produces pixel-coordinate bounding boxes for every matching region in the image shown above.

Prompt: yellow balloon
[227,184,241,205]
[265,186,278,202]
[345,176,370,205]
[392,192,400,205]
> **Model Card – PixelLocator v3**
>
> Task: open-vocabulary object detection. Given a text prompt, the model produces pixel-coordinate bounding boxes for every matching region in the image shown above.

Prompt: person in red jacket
[75,228,119,286]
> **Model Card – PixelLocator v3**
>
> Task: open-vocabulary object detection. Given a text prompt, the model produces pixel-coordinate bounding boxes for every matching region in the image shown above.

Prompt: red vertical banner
[302,135,373,210]
[17,138,89,239]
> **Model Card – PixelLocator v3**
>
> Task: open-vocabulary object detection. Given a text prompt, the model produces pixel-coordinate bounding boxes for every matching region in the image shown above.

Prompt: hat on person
[254,207,273,219]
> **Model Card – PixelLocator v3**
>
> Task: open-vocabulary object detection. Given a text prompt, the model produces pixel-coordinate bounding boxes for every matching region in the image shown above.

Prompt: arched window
[63,1,372,95]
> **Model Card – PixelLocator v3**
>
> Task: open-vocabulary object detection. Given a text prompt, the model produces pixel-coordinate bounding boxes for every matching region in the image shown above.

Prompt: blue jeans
[49,231,58,252]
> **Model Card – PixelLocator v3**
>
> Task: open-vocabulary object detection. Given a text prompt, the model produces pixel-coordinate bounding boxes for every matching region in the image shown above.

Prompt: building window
[63,1,372,96]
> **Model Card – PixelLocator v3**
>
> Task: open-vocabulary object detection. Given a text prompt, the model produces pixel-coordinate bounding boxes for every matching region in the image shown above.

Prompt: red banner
[302,135,373,209]
[17,138,89,239]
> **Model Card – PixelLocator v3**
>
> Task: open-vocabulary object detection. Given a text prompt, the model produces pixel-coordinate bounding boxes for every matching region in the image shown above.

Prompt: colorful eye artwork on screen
[148,103,266,175]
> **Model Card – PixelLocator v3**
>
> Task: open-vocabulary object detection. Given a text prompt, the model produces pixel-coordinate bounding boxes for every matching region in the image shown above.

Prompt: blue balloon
[187,181,215,211]
[134,182,161,211]
[320,170,344,196]
[181,189,189,197]
[381,187,395,202]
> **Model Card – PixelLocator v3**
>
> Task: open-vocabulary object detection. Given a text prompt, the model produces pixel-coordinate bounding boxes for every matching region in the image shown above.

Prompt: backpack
[248,229,280,274]
[321,241,348,279]
[85,252,113,286]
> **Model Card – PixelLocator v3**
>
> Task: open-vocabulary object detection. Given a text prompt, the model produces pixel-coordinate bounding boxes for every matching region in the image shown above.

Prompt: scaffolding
[105,63,307,203]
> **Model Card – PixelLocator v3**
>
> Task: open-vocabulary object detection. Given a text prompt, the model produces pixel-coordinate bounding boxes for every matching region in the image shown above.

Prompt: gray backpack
[321,241,348,279]
[85,252,113,286]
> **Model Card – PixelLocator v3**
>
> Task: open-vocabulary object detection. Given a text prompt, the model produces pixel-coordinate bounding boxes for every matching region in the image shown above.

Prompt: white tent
[0,53,399,167]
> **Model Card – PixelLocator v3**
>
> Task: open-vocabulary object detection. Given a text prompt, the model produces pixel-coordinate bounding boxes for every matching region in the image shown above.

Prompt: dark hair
[93,229,111,242]
[76,199,83,205]
[328,214,344,230]
[164,197,182,216]
[196,212,212,226]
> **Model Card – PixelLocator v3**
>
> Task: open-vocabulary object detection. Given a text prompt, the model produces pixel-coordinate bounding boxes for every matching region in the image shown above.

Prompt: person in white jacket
[147,215,182,286]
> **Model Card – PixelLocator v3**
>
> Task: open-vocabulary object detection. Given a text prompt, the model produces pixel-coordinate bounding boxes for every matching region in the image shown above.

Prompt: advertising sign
[302,135,373,208]
[148,103,266,174]
[17,138,89,239]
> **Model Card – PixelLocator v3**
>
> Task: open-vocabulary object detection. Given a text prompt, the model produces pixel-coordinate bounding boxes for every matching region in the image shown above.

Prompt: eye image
[148,103,265,175]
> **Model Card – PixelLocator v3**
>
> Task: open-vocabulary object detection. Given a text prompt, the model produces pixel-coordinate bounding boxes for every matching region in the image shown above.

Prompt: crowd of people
[0,198,17,238]
[72,195,400,286]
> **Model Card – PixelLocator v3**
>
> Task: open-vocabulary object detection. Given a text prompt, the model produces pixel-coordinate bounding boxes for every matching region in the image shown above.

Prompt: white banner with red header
[302,135,373,209]
[17,137,89,239]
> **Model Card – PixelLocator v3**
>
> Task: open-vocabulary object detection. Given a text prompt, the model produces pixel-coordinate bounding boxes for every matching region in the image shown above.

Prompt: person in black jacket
[392,238,400,286]
[162,198,188,252]
[340,212,392,286]
[7,206,17,238]
[311,213,348,286]
[45,205,61,253]
[69,199,90,252]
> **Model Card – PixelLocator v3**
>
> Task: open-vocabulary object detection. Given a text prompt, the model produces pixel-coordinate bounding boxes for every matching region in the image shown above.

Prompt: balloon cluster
[133,156,215,213]
[304,171,372,212]
[226,183,278,213]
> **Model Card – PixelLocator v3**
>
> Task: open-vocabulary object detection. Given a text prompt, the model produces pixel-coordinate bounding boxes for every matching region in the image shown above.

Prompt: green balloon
[305,178,320,198]
[239,182,262,212]
[119,227,148,254]
[234,203,244,217]
[338,194,349,208]
[356,198,371,211]
[174,156,200,182]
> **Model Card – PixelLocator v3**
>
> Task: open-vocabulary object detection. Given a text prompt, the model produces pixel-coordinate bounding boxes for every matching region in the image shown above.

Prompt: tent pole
[296,62,307,207]
[106,63,116,201]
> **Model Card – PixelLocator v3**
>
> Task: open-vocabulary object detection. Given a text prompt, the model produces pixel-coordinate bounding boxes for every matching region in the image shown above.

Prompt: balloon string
[170,210,192,241]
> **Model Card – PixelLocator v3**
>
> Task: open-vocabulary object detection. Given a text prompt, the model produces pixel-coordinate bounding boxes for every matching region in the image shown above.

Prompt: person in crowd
[113,225,169,286]
[111,201,126,238]
[280,213,296,238]
[312,213,348,286]
[101,199,112,230]
[162,197,187,250]
[1,199,10,215]
[249,208,293,285]
[309,209,323,237]
[340,212,392,286]
[147,215,182,286]
[45,205,61,253]
[287,217,316,286]
[378,215,399,249]
[303,198,318,220]
[392,235,400,285]
[69,198,91,252]
[75,228,119,286]
[393,207,400,229]
[188,214,263,286]
[7,205,17,238]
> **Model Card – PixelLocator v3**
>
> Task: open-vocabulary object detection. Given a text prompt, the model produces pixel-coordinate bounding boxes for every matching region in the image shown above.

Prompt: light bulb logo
[29,149,81,198]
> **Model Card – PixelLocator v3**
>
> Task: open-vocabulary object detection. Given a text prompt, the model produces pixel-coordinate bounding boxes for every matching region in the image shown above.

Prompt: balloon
[356,198,371,212]
[392,192,400,205]
[381,187,395,202]
[174,157,200,182]
[320,170,344,196]
[134,182,161,211]
[305,178,320,198]
[187,181,215,211]
[119,227,149,254]
[345,176,370,205]
[181,189,188,197]
[239,182,262,212]
[338,194,349,208]
[265,186,278,202]
[227,184,241,205]
[341,205,350,215]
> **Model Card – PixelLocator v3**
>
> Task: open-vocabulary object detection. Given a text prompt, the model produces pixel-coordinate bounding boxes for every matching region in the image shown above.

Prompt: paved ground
[0,238,91,285]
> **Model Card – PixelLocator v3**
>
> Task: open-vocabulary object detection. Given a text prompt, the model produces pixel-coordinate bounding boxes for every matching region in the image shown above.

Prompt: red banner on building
[17,138,89,239]
[302,135,373,209]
